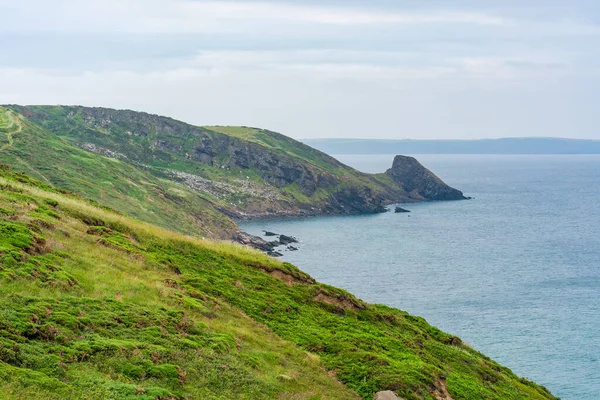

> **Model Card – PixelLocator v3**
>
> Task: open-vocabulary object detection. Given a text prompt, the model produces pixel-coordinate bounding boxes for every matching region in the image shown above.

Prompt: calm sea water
[240,154,600,400]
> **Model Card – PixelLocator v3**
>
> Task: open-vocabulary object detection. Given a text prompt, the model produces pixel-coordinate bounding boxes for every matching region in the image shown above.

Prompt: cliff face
[386,155,467,201]
[190,133,340,197]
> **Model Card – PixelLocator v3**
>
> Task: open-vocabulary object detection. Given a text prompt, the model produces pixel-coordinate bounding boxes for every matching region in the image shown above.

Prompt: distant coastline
[302,137,600,155]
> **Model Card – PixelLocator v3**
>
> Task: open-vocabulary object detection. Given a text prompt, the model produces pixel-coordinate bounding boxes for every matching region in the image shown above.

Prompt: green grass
[0,108,23,151]
[0,170,357,400]
[204,126,263,143]
[204,126,343,173]
[0,106,238,240]
[0,167,556,400]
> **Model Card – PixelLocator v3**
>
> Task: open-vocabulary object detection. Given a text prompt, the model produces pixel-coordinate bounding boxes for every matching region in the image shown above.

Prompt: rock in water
[278,234,298,245]
[235,232,279,253]
[394,206,410,213]
[386,155,466,201]
[374,391,403,400]
[263,230,278,236]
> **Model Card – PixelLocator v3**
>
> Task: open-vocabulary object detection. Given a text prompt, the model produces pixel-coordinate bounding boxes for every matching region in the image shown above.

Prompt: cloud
[1,0,508,34]
[4,0,599,38]
[185,50,573,81]
[1,0,599,139]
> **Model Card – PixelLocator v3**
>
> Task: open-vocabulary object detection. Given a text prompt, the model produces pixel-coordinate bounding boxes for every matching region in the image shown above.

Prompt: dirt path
[0,108,23,151]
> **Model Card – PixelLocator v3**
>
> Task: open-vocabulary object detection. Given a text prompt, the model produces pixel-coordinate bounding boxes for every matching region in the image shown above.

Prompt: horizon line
[302,137,600,142]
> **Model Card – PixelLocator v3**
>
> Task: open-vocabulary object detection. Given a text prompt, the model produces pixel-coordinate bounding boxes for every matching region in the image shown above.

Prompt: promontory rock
[386,155,467,201]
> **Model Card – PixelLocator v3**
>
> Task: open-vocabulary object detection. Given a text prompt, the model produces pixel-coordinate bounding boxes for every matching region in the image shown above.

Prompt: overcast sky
[1,0,599,139]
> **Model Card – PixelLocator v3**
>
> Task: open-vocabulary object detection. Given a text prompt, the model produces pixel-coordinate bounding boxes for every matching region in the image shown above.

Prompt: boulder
[374,390,402,400]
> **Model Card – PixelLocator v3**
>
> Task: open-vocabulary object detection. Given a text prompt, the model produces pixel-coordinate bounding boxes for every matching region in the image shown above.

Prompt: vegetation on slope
[0,166,358,400]
[0,108,22,151]
[0,166,555,400]
[205,125,347,173]
[0,106,238,239]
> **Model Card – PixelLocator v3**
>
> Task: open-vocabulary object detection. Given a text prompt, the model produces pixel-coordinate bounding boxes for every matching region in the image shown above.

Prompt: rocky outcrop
[385,155,466,201]
[191,132,339,196]
[235,231,301,256]
[234,232,278,253]
[169,170,282,201]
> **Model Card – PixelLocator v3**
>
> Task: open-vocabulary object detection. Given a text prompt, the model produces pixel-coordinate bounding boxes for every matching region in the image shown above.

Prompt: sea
[240,154,600,400]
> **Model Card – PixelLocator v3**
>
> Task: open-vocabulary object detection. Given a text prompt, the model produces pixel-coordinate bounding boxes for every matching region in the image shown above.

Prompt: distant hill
[302,138,600,155]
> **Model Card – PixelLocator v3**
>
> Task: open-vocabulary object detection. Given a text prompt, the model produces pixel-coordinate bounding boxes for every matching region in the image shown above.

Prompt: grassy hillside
[0,166,555,400]
[2,105,460,230]
[0,106,238,239]
[205,125,347,173]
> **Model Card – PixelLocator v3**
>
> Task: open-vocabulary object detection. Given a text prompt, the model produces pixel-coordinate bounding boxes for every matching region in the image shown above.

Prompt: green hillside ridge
[0,106,238,240]
[0,166,555,399]
[205,125,347,173]
[1,105,465,244]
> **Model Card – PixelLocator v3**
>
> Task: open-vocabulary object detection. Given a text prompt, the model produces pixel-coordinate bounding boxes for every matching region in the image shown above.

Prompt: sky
[1,0,599,140]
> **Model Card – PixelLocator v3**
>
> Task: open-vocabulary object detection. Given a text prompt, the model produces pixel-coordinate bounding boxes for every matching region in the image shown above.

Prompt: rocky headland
[2,105,467,250]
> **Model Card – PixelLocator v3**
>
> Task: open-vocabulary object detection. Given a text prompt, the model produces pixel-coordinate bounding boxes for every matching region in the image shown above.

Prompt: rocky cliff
[386,155,467,201]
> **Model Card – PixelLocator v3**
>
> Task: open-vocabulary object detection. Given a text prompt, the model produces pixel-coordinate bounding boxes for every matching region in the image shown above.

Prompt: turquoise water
[240,154,600,399]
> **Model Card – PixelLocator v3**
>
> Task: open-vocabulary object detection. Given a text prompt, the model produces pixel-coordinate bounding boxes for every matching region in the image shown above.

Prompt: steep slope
[0,167,358,400]
[0,166,555,400]
[0,106,237,240]
[3,105,465,226]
